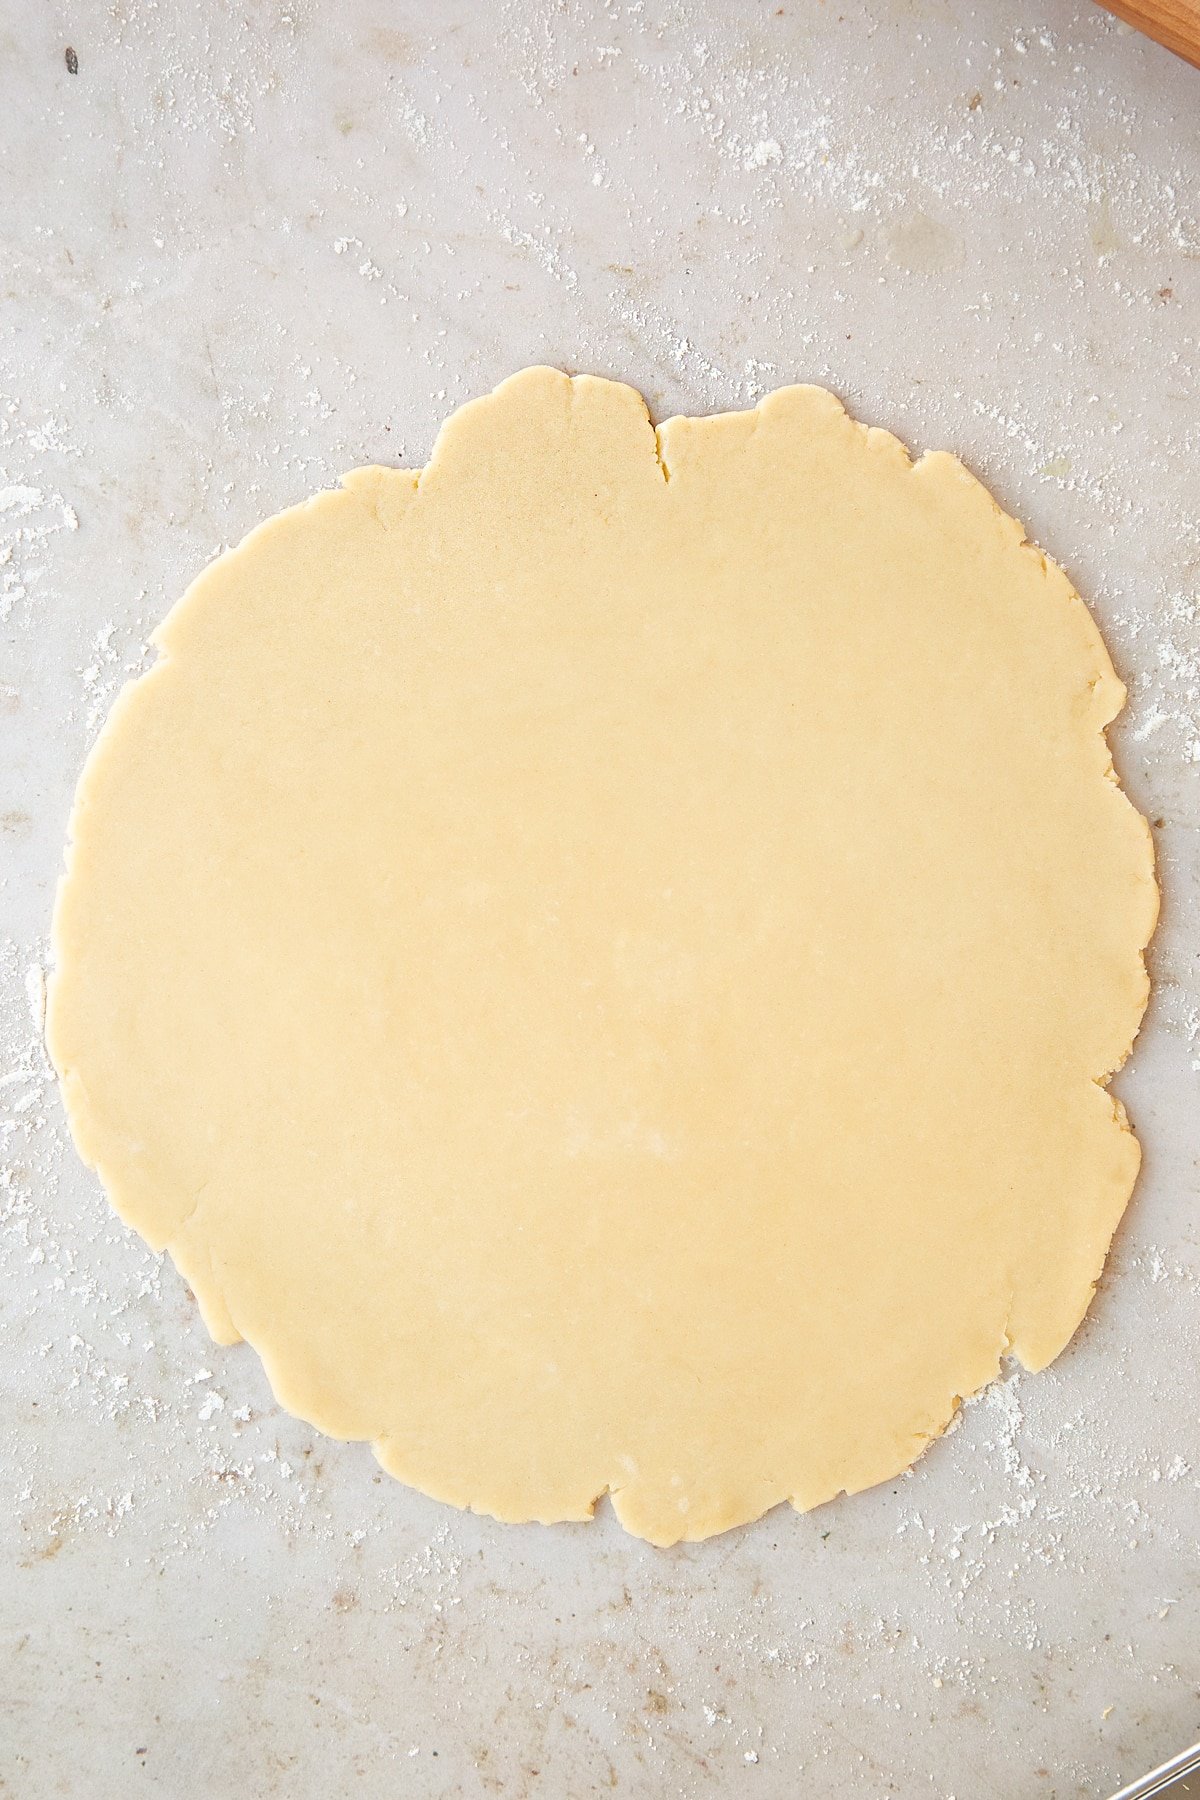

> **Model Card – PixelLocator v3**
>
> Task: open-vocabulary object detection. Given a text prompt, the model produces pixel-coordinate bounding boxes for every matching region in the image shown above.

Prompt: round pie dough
[48,369,1157,1544]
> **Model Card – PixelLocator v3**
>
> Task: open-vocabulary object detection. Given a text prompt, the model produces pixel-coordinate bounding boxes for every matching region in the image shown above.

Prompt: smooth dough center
[48,368,1156,1544]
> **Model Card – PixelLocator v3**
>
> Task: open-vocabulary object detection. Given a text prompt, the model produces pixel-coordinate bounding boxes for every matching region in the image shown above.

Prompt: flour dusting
[2,1,1197,1794]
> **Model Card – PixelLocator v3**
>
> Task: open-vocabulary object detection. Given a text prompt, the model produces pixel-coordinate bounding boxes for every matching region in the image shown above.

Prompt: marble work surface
[1,1,1197,1795]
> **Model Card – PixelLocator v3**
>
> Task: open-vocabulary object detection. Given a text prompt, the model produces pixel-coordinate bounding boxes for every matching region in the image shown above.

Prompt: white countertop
[2,2,1198,1795]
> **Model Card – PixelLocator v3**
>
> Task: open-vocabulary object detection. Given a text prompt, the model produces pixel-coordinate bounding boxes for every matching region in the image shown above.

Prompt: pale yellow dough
[48,369,1157,1544]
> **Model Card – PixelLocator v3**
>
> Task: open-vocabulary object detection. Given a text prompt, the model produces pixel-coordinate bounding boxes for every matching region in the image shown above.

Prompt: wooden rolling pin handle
[1094,0,1200,68]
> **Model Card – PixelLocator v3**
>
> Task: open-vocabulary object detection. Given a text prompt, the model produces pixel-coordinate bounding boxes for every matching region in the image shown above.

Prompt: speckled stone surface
[1,3,1197,1796]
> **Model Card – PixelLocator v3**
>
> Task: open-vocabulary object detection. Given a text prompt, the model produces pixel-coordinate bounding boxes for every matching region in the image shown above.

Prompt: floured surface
[3,0,1198,1793]
[47,368,1154,1544]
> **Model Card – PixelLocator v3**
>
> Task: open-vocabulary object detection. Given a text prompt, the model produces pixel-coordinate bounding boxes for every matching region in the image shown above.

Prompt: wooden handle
[1094,0,1200,67]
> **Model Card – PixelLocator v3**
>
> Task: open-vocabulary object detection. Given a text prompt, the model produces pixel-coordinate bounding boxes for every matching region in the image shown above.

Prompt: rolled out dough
[48,369,1157,1544]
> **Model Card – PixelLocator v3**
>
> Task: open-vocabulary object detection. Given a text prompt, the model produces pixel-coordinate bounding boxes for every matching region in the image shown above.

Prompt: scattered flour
[2,1,1197,1794]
